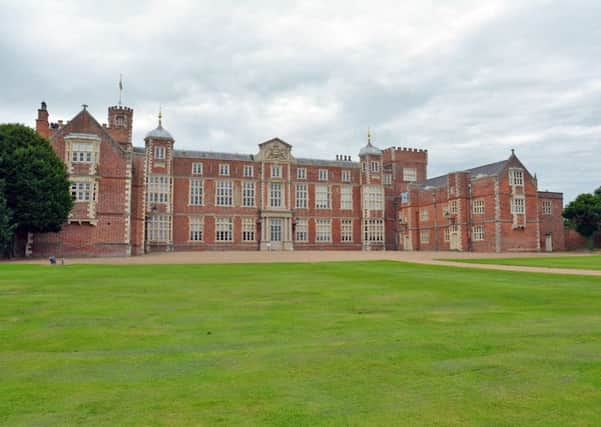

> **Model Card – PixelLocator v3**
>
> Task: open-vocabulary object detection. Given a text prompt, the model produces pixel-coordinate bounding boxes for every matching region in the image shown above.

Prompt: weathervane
[118,74,123,106]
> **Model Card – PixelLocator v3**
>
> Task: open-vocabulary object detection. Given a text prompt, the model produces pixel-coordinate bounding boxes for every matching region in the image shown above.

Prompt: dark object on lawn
[48,256,56,265]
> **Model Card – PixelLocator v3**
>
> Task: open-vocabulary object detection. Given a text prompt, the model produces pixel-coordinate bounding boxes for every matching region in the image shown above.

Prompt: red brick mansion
[31,102,565,256]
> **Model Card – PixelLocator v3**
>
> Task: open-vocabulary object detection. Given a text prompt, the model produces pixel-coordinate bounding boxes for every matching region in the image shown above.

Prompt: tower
[358,129,385,250]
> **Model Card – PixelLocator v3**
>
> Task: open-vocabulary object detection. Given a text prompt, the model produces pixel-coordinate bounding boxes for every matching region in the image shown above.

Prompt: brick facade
[32,102,565,256]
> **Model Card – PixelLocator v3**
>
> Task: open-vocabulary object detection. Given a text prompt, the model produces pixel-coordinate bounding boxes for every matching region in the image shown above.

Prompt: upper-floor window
[216,180,233,206]
[154,146,165,160]
[342,170,351,182]
[420,209,429,221]
[270,182,282,208]
[363,185,384,210]
[243,165,254,177]
[72,142,93,163]
[543,200,552,215]
[318,169,328,181]
[192,162,203,175]
[315,185,331,209]
[401,192,409,204]
[115,115,126,127]
[242,181,255,207]
[509,169,524,186]
[370,162,380,173]
[449,200,458,215]
[189,179,203,206]
[472,199,485,215]
[296,184,308,209]
[148,175,170,204]
[403,168,417,182]
[341,186,353,210]
[71,182,93,202]
[271,165,282,178]
[383,174,392,185]
[219,163,230,176]
[511,197,525,214]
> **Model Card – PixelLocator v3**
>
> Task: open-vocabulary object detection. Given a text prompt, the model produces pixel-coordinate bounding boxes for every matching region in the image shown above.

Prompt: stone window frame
[189,178,203,206]
[295,218,308,242]
[219,163,230,176]
[542,200,552,215]
[472,225,485,241]
[147,214,171,242]
[189,216,204,242]
[340,185,353,210]
[297,168,307,180]
[295,183,308,209]
[215,216,233,241]
[363,218,384,242]
[242,217,256,241]
[242,181,255,207]
[318,169,329,181]
[362,185,384,211]
[215,180,233,206]
[341,219,353,242]
[472,199,485,215]
[511,196,525,214]
[341,170,351,182]
[271,164,282,178]
[315,184,331,209]
[269,182,282,208]
[192,162,203,175]
[243,165,254,178]
[315,218,332,242]
[403,168,417,182]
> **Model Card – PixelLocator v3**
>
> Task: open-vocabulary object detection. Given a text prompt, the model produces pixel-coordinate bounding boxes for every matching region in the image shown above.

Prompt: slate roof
[173,150,253,161]
[419,159,509,189]
[145,125,174,140]
[296,158,359,167]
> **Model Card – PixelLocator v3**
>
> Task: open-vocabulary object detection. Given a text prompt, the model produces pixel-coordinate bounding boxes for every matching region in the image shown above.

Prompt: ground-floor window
[363,218,384,242]
[242,217,255,241]
[341,219,353,242]
[316,219,331,242]
[216,217,233,241]
[472,225,485,241]
[189,216,203,241]
[148,215,171,242]
[420,230,430,244]
[295,218,308,242]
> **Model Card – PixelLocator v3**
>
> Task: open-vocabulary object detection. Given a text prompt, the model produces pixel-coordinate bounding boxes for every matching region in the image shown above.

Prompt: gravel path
[8,250,601,277]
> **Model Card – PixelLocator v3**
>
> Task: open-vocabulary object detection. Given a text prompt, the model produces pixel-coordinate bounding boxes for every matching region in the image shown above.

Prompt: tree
[0,180,15,257]
[0,124,73,256]
[563,187,601,249]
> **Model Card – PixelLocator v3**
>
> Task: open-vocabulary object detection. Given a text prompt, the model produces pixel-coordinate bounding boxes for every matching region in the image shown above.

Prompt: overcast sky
[1,0,600,202]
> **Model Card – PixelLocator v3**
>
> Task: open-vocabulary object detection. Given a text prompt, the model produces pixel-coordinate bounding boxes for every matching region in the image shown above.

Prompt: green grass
[448,255,601,271]
[1,261,601,426]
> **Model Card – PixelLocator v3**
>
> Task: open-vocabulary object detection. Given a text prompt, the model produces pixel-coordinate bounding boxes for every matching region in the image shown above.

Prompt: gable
[256,137,294,162]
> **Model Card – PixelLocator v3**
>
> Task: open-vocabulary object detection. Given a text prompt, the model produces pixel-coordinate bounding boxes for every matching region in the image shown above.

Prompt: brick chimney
[36,101,50,138]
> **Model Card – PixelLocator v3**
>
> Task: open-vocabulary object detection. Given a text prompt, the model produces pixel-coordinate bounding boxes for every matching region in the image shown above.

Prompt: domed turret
[359,128,382,156]
[145,109,173,141]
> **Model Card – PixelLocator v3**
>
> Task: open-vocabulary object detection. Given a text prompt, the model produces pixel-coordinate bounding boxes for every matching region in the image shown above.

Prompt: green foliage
[0,124,72,239]
[1,262,601,425]
[0,180,15,256]
[563,187,601,247]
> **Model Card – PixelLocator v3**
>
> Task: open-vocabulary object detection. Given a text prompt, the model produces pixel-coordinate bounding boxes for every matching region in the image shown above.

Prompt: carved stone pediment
[256,138,294,162]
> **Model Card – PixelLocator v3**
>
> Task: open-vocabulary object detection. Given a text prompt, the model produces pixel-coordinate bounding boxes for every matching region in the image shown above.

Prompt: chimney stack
[36,101,50,138]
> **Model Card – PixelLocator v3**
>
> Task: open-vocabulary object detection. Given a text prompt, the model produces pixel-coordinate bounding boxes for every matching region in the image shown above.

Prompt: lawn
[1,261,600,426]
[448,255,601,271]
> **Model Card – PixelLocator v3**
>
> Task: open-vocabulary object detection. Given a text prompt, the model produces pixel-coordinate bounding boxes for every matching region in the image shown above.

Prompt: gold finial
[158,106,163,127]
[367,127,372,145]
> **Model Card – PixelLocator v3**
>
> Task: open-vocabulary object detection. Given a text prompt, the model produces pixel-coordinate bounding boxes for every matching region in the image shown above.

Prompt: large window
[449,200,458,215]
[383,174,392,185]
[243,165,254,177]
[370,161,380,173]
[315,185,331,209]
[242,181,255,207]
[509,169,524,186]
[189,179,203,206]
[296,184,308,209]
[472,199,485,215]
[295,218,308,241]
[511,197,525,214]
[403,168,417,182]
[362,185,384,210]
[71,182,93,201]
[316,219,331,242]
[270,182,282,208]
[242,217,255,241]
[341,186,353,210]
[148,176,170,204]
[147,215,171,242]
[216,180,233,206]
[420,230,430,244]
[420,209,429,221]
[270,218,282,241]
[472,225,485,241]
[341,219,353,242]
[72,142,93,163]
[215,217,233,241]
[189,216,203,241]
[363,218,384,242]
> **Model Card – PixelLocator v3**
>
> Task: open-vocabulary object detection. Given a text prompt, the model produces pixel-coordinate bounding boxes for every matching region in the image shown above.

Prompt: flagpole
[119,74,123,106]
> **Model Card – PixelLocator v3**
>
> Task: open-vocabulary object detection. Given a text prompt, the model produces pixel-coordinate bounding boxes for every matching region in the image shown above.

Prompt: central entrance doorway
[260,213,294,251]
[270,218,282,242]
